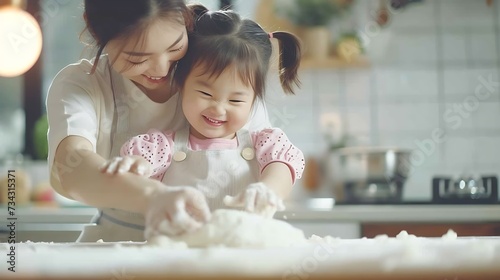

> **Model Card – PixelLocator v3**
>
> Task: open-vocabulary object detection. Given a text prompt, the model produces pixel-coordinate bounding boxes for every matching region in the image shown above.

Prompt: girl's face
[107,18,188,94]
[182,63,255,140]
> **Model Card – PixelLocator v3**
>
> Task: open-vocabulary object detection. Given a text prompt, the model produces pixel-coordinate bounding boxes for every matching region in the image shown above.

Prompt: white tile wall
[441,34,468,64]
[439,0,495,31]
[469,32,498,63]
[41,0,86,100]
[375,68,439,103]
[388,0,437,30]
[265,0,500,200]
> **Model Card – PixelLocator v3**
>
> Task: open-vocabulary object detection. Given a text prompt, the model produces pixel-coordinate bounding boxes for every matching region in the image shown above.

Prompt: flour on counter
[149,209,307,248]
[396,230,417,239]
[7,227,500,278]
[442,229,458,240]
[374,234,389,241]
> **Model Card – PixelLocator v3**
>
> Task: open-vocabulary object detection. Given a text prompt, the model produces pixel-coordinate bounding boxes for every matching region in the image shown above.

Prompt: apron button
[241,147,255,160]
[173,151,187,162]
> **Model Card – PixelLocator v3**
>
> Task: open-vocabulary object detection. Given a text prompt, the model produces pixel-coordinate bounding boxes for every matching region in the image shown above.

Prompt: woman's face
[182,63,255,140]
[107,18,188,92]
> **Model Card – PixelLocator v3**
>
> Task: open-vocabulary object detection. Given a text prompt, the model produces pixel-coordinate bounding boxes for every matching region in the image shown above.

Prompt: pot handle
[481,176,498,199]
[432,177,451,201]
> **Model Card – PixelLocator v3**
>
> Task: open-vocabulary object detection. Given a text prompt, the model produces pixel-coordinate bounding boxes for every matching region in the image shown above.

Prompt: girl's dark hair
[83,0,193,73]
[174,5,301,99]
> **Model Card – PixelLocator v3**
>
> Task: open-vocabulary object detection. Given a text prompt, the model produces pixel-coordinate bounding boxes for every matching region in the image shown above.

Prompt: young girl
[46,0,271,242]
[101,6,305,238]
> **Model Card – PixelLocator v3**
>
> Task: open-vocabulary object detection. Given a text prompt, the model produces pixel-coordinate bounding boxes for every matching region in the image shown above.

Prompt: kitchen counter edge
[2,204,500,224]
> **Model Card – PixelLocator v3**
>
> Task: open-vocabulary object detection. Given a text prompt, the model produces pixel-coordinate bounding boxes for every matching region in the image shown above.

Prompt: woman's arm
[53,135,163,214]
[54,135,212,235]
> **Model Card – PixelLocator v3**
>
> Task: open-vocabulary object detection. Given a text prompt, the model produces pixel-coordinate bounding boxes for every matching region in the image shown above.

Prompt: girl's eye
[198,91,212,97]
[127,59,147,66]
[229,100,244,103]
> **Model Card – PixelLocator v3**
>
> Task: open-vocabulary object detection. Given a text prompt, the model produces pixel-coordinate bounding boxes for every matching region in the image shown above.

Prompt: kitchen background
[1,0,499,205]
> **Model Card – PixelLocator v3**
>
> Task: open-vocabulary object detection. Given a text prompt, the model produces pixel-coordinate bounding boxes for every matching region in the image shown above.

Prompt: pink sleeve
[120,129,175,181]
[251,128,305,184]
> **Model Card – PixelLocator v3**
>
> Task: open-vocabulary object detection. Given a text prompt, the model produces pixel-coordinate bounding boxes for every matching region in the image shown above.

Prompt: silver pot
[324,147,412,202]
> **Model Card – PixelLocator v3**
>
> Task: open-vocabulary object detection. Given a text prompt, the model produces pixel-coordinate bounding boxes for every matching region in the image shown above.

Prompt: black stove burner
[335,199,499,206]
[336,175,499,205]
[432,176,498,204]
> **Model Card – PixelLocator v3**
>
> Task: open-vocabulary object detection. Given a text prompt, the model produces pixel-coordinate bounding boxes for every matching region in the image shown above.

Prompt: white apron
[162,127,260,210]
[77,126,259,242]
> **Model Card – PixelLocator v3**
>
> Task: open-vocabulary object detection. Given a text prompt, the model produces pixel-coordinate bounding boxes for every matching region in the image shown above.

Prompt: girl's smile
[182,64,254,140]
[203,116,226,126]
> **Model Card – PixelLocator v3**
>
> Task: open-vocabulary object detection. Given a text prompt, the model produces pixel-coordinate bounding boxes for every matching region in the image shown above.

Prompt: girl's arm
[252,128,305,199]
[223,128,304,216]
[259,162,294,199]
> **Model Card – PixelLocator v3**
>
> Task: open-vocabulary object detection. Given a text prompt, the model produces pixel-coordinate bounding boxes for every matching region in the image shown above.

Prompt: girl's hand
[144,185,211,238]
[223,182,286,218]
[100,155,153,177]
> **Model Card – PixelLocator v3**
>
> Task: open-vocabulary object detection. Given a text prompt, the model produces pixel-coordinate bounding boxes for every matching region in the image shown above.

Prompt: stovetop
[335,200,500,205]
[336,175,499,205]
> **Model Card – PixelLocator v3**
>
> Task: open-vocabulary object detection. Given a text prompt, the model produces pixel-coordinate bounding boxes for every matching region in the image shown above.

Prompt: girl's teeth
[206,117,222,124]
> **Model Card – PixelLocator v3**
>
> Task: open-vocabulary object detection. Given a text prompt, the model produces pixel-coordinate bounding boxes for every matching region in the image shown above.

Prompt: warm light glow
[0,6,42,77]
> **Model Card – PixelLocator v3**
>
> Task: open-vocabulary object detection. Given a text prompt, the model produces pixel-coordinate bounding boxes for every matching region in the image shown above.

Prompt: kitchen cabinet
[361,222,500,238]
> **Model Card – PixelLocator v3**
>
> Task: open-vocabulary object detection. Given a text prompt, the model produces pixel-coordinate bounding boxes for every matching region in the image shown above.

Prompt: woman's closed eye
[127,59,148,66]
[169,45,184,52]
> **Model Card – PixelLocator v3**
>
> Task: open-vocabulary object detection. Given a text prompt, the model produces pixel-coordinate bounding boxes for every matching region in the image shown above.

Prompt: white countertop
[3,200,500,226]
[2,237,500,279]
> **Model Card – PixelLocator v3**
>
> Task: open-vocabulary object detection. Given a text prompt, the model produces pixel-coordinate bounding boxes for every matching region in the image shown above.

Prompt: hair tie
[268,32,273,39]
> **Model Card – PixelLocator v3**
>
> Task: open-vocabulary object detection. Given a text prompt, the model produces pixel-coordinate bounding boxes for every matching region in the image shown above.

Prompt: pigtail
[271,31,302,95]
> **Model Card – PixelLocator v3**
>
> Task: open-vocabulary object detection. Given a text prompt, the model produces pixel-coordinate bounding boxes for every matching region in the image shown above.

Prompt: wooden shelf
[300,56,370,69]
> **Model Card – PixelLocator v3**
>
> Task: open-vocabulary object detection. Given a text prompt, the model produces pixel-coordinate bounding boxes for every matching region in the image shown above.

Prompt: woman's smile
[142,74,168,84]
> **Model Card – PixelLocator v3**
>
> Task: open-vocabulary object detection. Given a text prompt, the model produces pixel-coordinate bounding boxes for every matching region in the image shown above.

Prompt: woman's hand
[144,185,211,239]
[223,182,285,218]
[100,155,153,177]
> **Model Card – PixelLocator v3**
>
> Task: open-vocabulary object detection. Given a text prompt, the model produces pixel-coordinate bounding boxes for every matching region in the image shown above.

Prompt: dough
[149,209,307,248]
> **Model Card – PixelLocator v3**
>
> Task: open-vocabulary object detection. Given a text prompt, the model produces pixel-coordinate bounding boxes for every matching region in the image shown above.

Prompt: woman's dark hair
[83,0,193,73]
[174,5,301,99]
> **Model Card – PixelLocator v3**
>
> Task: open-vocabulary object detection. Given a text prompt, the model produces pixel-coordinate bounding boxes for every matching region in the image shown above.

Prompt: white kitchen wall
[41,0,85,104]
[262,0,500,200]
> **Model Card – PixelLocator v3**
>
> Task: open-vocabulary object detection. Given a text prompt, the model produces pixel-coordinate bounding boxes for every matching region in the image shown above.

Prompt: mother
[46,0,271,242]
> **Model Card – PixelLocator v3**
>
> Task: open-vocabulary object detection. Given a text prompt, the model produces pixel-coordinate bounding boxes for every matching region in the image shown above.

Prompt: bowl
[324,147,413,202]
